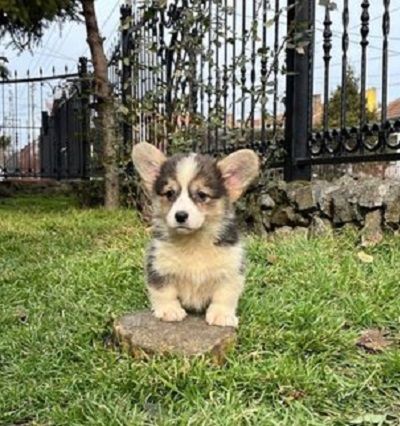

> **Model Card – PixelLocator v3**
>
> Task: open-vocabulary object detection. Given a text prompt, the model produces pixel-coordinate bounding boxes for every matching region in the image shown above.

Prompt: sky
[1,0,400,153]
[0,0,121,158]
[313,0,400,108]
[2,1,399,99]
[0,0,121,77]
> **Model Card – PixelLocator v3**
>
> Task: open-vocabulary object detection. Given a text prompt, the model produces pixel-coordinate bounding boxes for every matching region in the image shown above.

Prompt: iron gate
[115,0,400,181]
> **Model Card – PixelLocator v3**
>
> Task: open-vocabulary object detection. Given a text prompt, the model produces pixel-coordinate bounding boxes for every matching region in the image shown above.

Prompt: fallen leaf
[279,386,306,403]
[356,329,392,353]
[267,254,278,264]
[357,251,374,263]
[287,389,306,401]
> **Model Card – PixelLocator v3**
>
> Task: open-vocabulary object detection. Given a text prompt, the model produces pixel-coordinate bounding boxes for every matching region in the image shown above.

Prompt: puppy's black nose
[175,211,188,224]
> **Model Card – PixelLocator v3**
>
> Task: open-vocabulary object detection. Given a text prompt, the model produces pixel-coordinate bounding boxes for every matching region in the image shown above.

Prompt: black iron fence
[308,0,400,171]
[40,58,92,179]
[0,57,92,180]
[1,0,399,182]
[117,0,400,181]
[117,0,289,162]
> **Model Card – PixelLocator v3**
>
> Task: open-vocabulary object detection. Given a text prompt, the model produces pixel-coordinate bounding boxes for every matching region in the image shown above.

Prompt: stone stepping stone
[113,311,237,361]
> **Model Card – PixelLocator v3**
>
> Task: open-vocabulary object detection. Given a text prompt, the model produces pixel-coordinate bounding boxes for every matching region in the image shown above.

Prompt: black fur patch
[214,217,239,246]
[154,154,185,195]
[193,154,227,199]
[151,225,168,241]
[146,246,168,289]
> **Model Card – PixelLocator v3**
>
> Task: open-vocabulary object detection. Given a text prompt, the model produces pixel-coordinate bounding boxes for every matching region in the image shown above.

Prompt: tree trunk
[81,0,119,209]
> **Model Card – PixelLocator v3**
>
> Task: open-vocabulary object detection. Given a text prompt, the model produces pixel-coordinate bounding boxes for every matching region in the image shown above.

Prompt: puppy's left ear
[217,149,260,202]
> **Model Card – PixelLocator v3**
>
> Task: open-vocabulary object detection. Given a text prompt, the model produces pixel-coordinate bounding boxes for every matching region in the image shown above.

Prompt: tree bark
[81,0,119,209]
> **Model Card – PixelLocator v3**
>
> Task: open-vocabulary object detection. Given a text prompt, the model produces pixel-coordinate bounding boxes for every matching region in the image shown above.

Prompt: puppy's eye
[164,189,175,200]
[197,191,209,202]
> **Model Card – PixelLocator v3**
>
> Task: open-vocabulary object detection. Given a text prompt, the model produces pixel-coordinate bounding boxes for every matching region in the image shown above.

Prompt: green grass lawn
[0,195,399,426]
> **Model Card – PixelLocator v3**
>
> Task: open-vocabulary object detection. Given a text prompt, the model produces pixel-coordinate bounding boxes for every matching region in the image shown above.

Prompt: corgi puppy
[131,143,259,327]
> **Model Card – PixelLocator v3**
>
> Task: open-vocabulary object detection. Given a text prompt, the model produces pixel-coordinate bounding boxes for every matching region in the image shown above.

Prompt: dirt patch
[356,329,392,353]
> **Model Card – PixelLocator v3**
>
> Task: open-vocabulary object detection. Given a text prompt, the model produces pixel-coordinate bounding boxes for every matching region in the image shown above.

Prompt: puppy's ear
[131,142,166,192]
[217,149,260,202]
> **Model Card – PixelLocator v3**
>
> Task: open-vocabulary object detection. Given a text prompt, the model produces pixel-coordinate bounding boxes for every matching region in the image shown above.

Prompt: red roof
[387,98,400,120]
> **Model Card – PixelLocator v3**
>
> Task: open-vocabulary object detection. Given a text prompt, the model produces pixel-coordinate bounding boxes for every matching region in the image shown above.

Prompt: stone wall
[3,174,399,247]
[237,175,400,246]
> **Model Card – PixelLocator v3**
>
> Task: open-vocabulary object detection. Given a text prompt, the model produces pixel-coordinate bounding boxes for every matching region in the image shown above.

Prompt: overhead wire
[41,23,75,72]
[314,26,400,56]
[348,5,400,30]
[80,0,121,58]
[31,23,58,73]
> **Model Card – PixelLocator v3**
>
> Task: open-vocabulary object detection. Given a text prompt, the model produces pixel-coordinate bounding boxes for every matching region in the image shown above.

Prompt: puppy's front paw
[206,304,238,328]
[153,304,187,322]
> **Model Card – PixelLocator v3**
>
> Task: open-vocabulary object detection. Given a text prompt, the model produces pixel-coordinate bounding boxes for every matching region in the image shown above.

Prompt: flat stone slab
[113,311,237,360]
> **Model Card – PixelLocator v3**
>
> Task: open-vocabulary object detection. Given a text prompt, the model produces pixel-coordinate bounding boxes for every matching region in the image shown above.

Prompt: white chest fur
[151,238,243,310]
[153,239,243,282]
